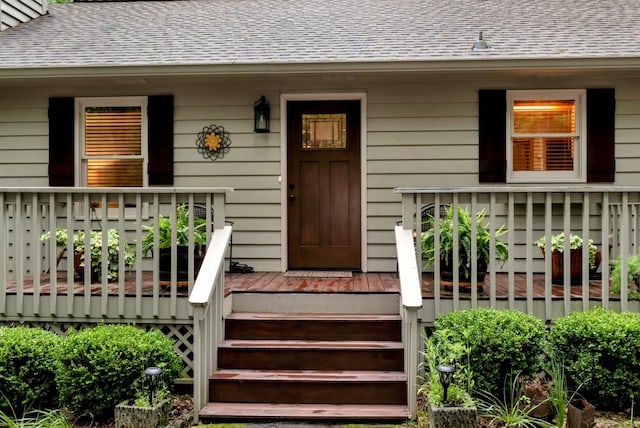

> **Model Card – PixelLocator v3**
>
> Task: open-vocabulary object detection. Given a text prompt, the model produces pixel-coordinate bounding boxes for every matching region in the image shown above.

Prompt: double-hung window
[506,89,586,183]
[76,97,148,187]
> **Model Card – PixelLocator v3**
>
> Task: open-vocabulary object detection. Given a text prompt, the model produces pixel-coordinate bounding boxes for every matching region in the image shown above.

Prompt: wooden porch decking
[4,271,631,301]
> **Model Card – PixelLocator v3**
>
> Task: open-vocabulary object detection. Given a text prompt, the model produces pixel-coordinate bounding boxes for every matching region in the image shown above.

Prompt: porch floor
[4,271,629,300]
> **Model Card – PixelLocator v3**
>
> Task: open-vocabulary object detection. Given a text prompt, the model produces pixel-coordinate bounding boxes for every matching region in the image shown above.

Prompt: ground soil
[73,394,639,427]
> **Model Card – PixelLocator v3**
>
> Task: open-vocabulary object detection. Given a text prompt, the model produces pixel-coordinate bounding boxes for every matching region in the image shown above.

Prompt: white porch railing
[0,187,232,322]
[394,224,422,419]
[189,224,232,422]
[395,186,640,322]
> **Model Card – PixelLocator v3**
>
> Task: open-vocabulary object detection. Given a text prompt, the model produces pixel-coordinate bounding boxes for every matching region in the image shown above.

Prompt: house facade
[1,0,640,420]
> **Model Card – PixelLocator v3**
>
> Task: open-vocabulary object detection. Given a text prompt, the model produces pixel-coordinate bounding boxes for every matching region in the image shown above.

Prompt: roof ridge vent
[471,31,491,52]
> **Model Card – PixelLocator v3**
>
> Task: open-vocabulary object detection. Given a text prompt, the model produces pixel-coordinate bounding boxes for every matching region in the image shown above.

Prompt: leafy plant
[545,358,569,428]
[534,232,598,269]
[419,334,475,407]
[433,308,546,397]
[548,308,640,410]
[141,204,207,255]
[0,328,62,415]
[56,324,183,421]
[421,206,508,278]
[610,253,640,296]
[0,407,71,428]
[40,228,134,281]
[476,372,554,428]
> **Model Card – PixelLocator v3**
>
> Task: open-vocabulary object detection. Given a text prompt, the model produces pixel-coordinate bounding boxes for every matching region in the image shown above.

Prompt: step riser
[209,381,406,405]
[225,319,402,341]
[218,349,404,371]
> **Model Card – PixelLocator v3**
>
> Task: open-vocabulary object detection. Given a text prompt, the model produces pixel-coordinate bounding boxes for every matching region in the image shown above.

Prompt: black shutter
[48,97,75,186]
[148,95,174,185]
[587,88,615,182]
[478,89,507,183]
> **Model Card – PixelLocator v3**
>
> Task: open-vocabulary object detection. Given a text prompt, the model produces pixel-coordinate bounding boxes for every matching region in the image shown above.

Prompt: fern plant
[421,206,508,279]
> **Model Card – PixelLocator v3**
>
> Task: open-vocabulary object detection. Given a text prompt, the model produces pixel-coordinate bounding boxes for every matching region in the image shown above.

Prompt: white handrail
[394,224,422,419]
[189,225,232,422]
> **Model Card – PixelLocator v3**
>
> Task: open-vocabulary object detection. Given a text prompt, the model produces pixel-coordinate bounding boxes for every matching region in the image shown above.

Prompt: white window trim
[74,96,149,220]
[506,89,587,183]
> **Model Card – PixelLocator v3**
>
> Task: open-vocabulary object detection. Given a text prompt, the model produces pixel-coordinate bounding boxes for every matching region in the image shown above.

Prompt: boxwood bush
[56,324,182,420]
[548,307,640,410]
[0,327,62,415]
[432,308,546,396]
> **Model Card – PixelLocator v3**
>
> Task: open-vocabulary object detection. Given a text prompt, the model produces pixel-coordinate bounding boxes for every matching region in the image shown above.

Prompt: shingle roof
[1,0,640,71]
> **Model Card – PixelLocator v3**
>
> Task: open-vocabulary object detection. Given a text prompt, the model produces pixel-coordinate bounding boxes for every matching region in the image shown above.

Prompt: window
[76,97,148,187]
[478,88,615,183]
[48,95,174,187]
[507,90,586,183]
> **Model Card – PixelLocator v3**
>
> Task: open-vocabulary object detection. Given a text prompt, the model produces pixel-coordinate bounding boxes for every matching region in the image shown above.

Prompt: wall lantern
[437,364,455,403]
[254,96,270,133]
[144,366,163,405]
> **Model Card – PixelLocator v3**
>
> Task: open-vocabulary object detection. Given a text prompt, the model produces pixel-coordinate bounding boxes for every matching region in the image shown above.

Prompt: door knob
[289,194,296,201]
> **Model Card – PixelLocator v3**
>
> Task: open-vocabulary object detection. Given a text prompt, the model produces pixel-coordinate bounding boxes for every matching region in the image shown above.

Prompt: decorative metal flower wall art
[196,124,231,160]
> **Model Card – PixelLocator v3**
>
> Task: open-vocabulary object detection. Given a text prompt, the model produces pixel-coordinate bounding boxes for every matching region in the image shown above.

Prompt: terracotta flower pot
[550,249,601,285]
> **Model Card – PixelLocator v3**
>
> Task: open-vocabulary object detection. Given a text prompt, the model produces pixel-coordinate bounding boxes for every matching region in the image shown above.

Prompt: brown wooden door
[287,100,361,270]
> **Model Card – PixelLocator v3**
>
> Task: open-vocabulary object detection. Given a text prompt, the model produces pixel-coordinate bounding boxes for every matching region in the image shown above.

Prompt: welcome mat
[284,270,353,278]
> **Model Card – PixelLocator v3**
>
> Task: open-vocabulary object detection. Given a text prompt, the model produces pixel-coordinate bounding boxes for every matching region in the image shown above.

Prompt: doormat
[284,271,353,278]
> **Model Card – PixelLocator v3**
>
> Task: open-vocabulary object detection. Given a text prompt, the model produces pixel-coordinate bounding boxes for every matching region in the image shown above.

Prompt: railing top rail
[0,187,234,194]
[394,186,640,194]
[189,225,233,307]
[394,226,422,310]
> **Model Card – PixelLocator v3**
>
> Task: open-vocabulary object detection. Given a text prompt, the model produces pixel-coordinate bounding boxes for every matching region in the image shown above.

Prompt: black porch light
[144,366,162,405]
[254,95,271,133]
[437,364,455,403]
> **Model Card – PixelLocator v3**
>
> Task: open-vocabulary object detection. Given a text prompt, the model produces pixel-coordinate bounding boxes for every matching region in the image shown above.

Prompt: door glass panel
[302,114,347,149]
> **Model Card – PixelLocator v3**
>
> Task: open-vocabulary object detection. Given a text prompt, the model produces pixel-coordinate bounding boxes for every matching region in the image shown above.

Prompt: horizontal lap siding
[366,82,478,271]
[1,77,640,272]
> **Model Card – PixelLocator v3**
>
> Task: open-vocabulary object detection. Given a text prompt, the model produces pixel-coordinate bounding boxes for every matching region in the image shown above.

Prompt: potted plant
[40,228,134,282]
[421,206,509,290]
[142,204,208,284]
[610,253,640,296]
[534,233,600,285]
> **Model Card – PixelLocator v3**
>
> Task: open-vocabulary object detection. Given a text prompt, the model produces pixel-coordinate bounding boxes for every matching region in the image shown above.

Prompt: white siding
[1,74,640,272]
[0,0,46,31]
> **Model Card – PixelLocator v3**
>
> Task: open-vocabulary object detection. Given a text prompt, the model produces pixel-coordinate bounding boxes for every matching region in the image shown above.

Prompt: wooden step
[210,369,406,405]
[199,402,409,421]
[225,312,402,341]
[217,339,404,371]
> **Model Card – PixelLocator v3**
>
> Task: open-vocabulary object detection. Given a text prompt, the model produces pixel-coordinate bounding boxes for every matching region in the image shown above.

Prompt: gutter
[1,56,640,80]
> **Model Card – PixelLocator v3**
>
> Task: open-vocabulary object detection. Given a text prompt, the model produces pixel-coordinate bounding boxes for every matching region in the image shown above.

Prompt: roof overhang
[1,56,640,81]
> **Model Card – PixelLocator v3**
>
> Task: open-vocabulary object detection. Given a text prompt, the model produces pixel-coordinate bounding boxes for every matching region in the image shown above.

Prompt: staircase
[199,302,409,422]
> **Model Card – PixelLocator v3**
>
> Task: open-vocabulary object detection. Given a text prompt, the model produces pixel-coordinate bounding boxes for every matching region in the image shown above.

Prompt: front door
[287,100,361,270]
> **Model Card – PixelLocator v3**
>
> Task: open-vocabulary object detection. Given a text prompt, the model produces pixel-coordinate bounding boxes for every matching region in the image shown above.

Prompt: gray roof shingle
[1,0,640,70]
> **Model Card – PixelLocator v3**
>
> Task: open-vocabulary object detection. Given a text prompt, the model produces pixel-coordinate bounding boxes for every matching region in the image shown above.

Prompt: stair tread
[212,369,407,382]
[200,402,409,420]
[220,339,403,349]
[226,312,402,321]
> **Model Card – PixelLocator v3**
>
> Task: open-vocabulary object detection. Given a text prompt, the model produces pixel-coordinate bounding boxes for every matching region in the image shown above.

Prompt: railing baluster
[582,193,590,311]
[83,193,92,317]
[621,192,629,311]
[601,192,610,309]
[100,193,109,317]
[508,192,515,310]
[16,193,24,316]
[470,192,478,309]
[563,192,572,316]
[48,193,57,317]
[65,193,74,317]
[433,194,441,319]
[120,193,128,318]
[525,192,533,314]
[170,194,178,318]
[32,193,41,316]
[452,193,459,310]
[0,192,5,315]
[489,192,496,307]
[150,193,159,318]
[544,192,552,321]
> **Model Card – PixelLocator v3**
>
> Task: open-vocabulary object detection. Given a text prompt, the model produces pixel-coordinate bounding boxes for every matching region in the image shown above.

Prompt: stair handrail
[395,224,422,419]
[189,224,233,422]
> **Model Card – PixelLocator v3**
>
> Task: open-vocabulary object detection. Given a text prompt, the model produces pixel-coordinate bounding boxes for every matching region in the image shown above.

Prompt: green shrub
[432,308,546,397]
[0,327,62,415]
[56,324,182,420]
[548,308,640,410]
